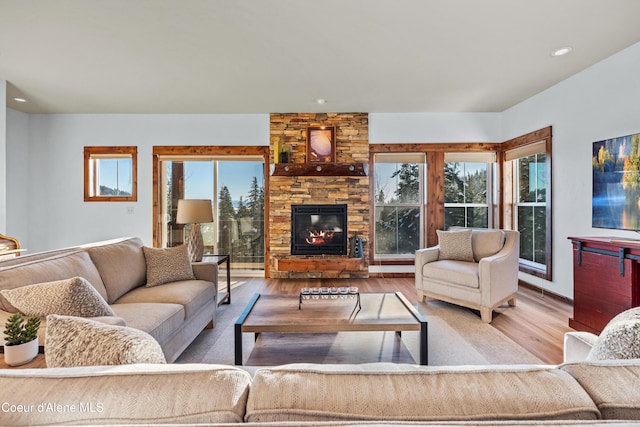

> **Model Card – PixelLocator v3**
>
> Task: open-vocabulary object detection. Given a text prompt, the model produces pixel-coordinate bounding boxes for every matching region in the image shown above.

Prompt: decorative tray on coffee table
[299,286,361,314]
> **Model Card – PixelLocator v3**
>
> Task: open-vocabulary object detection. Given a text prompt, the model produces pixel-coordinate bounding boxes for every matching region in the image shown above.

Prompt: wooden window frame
[84,146,138,202]
[500,126,553,281]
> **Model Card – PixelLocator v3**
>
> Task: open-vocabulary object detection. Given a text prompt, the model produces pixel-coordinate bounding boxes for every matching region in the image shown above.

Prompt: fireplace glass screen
[291,204,347,255]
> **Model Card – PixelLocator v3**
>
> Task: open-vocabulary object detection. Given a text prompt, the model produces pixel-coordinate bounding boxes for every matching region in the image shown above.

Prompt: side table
[203,254,231,306]
[0,352,46,369]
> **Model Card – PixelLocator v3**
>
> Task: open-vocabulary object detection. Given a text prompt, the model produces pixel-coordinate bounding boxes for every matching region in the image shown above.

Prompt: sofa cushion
[87,237,147,304]
[0,251,108,312]
[437,229,474,262]
[587,318,640,361]
[561,361,640,420]
[423,260,479,288]
[471,229,505,261]
[0,364,251,425]
[115,279,215,319]
[110,302,184,347]
[246,363,599,422]
[1,276,115,318]
[142,245,195,288]
[45,314,166,367]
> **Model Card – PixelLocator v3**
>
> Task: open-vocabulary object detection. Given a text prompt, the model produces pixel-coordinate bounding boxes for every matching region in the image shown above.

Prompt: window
[503,128,552,280]
[514,152,547,267]
[444,153,496,229]
[373,153,426,259]
[84,146,137,202]
[158,155,265,273]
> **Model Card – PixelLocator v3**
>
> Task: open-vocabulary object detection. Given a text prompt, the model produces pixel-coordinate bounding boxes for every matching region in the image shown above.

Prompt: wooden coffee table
[234,292,427,365]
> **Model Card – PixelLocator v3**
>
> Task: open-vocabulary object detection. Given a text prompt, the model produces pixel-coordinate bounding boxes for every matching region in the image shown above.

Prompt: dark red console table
[568,236,640,333]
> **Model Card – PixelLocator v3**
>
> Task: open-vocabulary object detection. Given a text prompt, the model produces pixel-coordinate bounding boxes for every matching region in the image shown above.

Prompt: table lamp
[176,199,213,262]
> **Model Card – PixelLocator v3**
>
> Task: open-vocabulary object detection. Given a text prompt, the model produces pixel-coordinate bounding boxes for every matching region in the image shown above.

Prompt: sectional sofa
[1,359,640,425]
[0,237,218,362]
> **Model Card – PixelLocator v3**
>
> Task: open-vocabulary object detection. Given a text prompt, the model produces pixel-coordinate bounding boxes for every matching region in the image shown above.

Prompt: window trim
[84,146,137,202]
[501,126,552,281]
[372,152,426,260]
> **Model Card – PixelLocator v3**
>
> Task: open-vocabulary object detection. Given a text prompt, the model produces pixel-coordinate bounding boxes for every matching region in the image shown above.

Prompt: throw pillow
[607,306,640,324]
[470,229,505,262]
[142,245,196,288]
[586,318,640,361]
[436,229,474,262]
[45,314,166,367]
[0,276,115,317]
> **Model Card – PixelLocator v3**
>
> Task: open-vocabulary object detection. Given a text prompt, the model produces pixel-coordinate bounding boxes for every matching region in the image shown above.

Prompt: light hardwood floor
[236,277,574,365]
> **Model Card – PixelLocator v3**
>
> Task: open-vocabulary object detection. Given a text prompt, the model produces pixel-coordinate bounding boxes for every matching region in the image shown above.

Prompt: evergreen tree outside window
[515,152,547,267]
[444,153,495,229]
[373,153,426,258]
[159,157,265,274]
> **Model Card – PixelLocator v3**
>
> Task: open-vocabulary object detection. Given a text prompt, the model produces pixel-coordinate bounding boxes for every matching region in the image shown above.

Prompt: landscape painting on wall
[592,131,640,231]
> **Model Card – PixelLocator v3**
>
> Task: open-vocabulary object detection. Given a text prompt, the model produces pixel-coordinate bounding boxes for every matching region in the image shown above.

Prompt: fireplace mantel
[270,162,368,177]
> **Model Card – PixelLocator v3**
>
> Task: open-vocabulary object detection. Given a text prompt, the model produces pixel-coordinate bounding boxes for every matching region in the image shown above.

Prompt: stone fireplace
[269,113,369,278]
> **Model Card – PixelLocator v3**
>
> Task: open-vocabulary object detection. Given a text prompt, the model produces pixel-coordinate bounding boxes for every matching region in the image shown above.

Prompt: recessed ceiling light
[12,97,27,103]
[316,99,327,105]
[551,47,573,57]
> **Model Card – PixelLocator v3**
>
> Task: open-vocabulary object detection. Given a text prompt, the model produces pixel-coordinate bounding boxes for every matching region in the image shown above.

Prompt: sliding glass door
[159,157,265,273]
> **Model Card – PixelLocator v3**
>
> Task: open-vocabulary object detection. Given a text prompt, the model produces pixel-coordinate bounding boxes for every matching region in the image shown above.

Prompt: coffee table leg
[234,322,243,365]
[234,293,261,366]
[420,321,428,365]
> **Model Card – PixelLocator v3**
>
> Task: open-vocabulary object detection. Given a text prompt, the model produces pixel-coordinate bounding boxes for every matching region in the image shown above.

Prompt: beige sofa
[0,237,218,362]
[1,360,640,425]
[416,228,520,323]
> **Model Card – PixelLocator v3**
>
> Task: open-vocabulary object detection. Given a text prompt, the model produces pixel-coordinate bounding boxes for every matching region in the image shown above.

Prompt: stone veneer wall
[269,113,369,278]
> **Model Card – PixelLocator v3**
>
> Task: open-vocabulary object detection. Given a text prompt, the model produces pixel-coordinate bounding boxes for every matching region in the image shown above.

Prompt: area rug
[176,279,542,366]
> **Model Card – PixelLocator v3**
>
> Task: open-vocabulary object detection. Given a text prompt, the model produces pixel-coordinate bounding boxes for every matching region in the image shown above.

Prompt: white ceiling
[2,0,640,114]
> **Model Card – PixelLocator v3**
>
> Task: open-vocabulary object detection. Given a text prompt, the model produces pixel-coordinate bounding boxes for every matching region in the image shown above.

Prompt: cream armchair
[415,228,520,323]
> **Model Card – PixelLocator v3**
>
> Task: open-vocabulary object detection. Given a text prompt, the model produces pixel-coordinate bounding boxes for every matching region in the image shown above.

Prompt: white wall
[5,109,29,247]
[15,114,269,252]
[370,112,502,143]
[0,80,6,232]
[502,41,640,298]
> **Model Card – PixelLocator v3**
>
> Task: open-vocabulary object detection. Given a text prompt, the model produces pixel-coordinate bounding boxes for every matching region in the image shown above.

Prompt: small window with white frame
[84,146,137,202]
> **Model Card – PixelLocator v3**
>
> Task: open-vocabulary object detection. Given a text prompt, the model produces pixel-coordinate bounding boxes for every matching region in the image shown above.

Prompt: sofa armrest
[478,231,520,305]
[415,247,439,290]
[191,261,219,283]
[564,331,599,363]
[415,247,439,268]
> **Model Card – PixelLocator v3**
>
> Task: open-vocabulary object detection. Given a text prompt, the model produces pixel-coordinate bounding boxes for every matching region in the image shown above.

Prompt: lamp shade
[176,199,213,224]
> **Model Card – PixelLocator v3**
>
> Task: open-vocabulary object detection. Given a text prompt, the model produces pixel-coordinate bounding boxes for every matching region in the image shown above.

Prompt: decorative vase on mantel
[4,337,39,366]
[279,147,291,163]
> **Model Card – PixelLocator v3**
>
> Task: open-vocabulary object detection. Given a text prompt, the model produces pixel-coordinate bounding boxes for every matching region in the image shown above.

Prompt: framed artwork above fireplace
[306,126,336,163]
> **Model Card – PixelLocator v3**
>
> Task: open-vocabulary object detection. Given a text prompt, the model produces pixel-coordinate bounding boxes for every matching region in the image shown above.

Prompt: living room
[0,0,640,425]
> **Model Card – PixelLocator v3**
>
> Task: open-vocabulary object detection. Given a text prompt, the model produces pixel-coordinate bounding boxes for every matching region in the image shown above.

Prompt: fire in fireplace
[291,204,347,255]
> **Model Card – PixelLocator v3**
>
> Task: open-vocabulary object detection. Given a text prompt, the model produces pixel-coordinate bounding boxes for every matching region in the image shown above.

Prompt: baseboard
[368,272,414,278]
[518,280,573,304]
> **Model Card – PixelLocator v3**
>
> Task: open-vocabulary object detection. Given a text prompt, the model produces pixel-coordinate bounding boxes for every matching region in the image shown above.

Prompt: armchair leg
[480,307,493,323]
[416,290,426,303]
[508,296,516,307]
